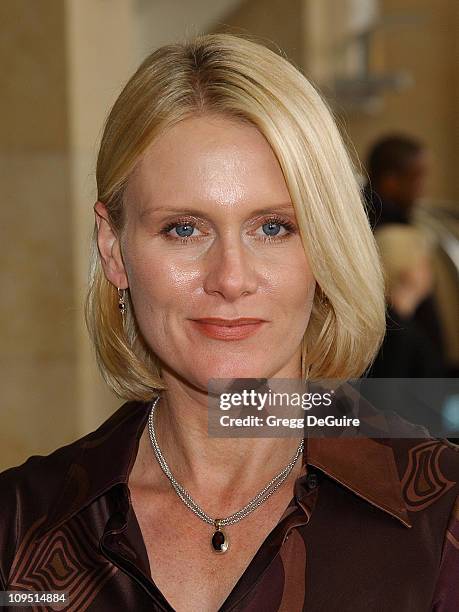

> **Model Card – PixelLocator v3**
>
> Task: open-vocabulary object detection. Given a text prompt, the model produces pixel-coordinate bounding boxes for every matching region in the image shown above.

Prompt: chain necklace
[147,395,304,554]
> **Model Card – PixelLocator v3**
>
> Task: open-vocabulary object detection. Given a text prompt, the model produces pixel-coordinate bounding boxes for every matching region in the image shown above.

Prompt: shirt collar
[306,436,412,527]
[35,400,151,542]
[36,393,412,541]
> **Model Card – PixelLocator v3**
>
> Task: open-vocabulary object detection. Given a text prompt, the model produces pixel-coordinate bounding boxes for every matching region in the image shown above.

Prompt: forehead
[402,150,429,175]
[125,115,291,208]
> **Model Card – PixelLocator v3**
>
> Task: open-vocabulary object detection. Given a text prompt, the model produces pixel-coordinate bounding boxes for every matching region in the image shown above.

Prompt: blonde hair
[375,224,432,296]
[86,33,386,400]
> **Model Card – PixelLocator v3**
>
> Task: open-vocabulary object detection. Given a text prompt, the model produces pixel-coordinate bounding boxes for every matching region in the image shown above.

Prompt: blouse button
[305,472,319,490]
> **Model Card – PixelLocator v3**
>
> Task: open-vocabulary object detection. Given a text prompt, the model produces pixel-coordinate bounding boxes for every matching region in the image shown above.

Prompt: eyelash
[159,215,297,244]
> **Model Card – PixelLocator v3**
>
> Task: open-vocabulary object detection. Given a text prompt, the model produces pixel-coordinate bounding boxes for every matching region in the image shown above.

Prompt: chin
[196,360,281,389]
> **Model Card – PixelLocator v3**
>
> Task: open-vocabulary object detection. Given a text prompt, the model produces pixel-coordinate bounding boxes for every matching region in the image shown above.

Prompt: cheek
[123,246,201,324]
[271,251,316,307]
[292,270,316,315]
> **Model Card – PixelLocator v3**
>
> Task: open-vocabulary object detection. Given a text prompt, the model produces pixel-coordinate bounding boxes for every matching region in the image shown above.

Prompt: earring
[117,288,126,318]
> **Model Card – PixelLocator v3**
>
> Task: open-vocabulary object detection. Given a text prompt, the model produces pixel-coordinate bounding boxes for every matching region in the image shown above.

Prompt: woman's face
[97,115,316,390]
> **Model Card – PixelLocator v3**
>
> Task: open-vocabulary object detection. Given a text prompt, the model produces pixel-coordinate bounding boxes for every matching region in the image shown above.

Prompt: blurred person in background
[364,134,447,372]
[367,224,445,378]
[364,134,429,229]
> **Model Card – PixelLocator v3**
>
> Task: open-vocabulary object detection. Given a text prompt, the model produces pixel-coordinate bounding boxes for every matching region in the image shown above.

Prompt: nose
[203,238,259,301]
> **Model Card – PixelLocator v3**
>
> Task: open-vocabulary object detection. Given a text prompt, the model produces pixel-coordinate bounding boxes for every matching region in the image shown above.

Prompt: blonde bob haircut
[86,33,386,400]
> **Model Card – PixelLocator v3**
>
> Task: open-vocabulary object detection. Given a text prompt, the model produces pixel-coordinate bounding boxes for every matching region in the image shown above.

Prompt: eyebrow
[139,203,296,220]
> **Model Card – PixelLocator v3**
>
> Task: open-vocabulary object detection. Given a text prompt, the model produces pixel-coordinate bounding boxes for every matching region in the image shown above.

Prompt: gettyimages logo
[207,378,358,437]
[218,388,333,411]
[207,377,459,439]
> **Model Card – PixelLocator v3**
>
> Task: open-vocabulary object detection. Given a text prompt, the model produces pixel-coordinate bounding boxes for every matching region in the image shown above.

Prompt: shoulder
[385,411,459,487]
[372,409,459,529]
[0,400,148,586]
[0,399,146,499]
[0,433,82,511]
[0,432,80,478]
[0,400,145,513]
[0,436,82,588]
[428,446,459,608]
[386,410,459,470]
[401,436,459,495]
[388,426,459,527]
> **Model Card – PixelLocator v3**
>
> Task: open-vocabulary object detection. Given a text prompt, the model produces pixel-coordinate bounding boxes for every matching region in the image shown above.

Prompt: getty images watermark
[207,378,459,438]
[217,387,359,430]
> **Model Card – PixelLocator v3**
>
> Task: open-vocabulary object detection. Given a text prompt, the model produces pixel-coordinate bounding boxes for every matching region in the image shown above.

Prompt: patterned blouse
[0,399,458,611]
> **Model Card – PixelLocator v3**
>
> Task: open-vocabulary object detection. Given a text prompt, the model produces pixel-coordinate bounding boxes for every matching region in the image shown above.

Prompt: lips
[189,318,267,340]
[192,317,266,326]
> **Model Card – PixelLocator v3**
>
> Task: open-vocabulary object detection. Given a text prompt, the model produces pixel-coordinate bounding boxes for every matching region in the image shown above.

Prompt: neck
[131,368,305,508]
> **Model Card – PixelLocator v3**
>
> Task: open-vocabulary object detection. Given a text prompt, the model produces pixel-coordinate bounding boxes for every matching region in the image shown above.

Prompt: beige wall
[0,0,77,469]
[65,0,138,438]
[342,0,459,201]
[215,0,458,201]
[134,0,242,62]
[0,0,137,471]
[213,0,304,69]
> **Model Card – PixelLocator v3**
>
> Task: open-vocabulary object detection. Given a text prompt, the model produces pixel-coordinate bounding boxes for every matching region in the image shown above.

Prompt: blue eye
[160,215,296,244]
[175,224,194,237]
[262,222,282,236]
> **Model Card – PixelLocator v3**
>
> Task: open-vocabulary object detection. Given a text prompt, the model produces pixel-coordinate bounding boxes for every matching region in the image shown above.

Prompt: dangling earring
[117,288,126,319]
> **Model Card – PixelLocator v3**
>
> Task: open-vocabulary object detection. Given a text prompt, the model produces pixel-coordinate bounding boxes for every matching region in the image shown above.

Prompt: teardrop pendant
[211,519,229,553]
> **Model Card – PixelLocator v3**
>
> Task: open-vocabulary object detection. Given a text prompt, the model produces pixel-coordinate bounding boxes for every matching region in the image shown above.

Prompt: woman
[1,34,458,612]
[368,224,445,378]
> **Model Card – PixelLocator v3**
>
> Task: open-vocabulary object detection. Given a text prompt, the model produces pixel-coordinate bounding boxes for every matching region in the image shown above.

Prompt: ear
[94,201,129,289]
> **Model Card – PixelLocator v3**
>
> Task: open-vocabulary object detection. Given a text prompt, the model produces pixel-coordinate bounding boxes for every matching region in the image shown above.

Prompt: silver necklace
[147,395,304,554]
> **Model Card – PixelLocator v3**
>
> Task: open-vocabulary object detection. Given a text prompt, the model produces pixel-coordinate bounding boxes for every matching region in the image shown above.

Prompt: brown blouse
[1,399,459,611]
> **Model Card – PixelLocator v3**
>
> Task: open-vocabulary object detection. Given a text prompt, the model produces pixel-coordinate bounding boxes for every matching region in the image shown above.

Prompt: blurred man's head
[367,135,429,211]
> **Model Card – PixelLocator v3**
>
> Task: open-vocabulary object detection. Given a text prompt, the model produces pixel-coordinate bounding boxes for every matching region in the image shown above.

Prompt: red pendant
[211,520,229,553]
